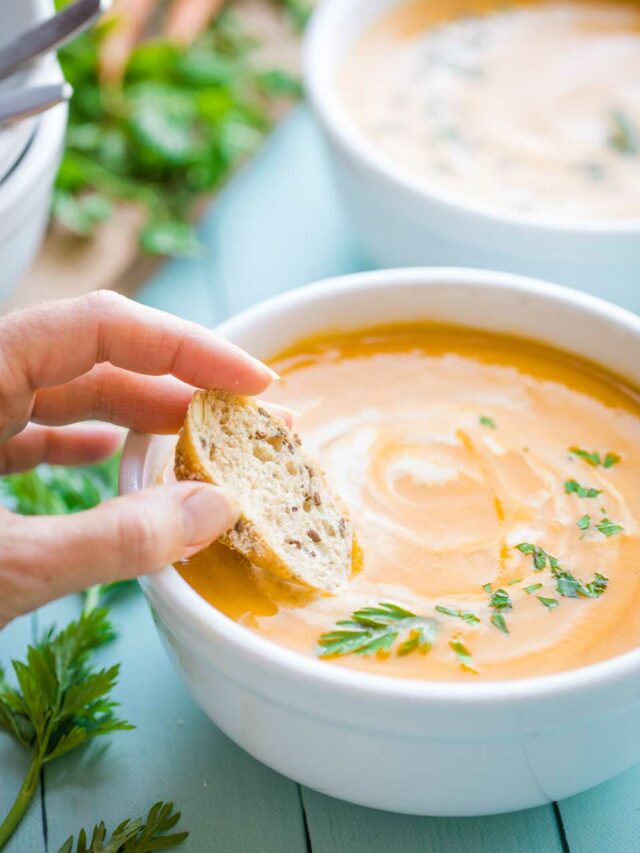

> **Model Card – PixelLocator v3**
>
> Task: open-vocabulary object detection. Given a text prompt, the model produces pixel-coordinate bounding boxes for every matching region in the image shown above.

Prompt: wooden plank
[302,787,565,853]
[39,592,309,853]
[557,766,640,853]
[0,613,46,853]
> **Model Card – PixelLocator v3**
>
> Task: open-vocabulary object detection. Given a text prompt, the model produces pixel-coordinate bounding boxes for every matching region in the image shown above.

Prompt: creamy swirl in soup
[341,0,640,219]
[177,326,640,682]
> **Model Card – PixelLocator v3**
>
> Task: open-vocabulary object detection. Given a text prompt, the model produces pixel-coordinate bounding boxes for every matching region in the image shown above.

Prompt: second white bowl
[304,0,640,312]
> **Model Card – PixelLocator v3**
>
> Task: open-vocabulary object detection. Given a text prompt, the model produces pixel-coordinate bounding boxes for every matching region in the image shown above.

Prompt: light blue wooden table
[3,106,640,852]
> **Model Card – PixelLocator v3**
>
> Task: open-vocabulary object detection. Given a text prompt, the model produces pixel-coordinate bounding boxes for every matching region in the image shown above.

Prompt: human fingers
[0,423,121,475]
[33,365,295,434]
[0,482,238,625]
[0,291,276,441]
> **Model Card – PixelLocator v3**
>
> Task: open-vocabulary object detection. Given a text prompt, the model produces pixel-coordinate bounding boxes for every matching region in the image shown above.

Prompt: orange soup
[177,326,640,681]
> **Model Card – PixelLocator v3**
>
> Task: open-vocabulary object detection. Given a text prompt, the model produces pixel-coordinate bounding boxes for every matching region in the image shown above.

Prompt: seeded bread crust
[174,390,354,592]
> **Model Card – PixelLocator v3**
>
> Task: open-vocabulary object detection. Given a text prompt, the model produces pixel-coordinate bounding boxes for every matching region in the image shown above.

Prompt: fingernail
[252,357,279,382]
[181,485,241,550]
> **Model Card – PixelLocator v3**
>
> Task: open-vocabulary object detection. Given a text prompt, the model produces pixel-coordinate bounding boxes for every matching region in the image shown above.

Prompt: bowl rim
[126,266,640,707]
[303,0,640,236]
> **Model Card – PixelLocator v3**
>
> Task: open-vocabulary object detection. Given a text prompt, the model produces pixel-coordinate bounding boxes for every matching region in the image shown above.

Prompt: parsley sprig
[0,610,133,849]
[58,800,188,853]
[317,603,437,658]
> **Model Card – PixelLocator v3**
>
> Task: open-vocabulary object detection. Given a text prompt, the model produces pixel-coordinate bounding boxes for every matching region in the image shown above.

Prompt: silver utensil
[0,82,73,126]
[0,0,110,83]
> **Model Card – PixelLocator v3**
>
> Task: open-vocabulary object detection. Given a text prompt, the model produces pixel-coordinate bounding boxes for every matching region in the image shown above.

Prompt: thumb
[1,483,239,621]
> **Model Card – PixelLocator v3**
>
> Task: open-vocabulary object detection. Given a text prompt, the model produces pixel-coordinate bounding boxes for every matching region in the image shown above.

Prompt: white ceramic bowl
[304,0,640,312]
[0,0,67,302]
[121,268,640,816]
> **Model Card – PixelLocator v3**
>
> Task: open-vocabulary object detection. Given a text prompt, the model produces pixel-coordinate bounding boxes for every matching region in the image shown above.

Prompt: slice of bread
[174,390,354,592]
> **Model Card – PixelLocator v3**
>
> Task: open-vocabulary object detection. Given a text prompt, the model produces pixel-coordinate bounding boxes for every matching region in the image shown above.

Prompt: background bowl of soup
[304,0,640,312]
[122,267,640,816]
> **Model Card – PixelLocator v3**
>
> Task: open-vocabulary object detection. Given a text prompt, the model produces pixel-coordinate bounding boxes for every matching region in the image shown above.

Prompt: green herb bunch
[0,456,118,516]
[0,609,133,849]
[53,6,304,257]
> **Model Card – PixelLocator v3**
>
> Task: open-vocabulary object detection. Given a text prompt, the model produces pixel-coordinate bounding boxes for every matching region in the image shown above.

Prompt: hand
[0,290,277,627]
[99,0,224,84]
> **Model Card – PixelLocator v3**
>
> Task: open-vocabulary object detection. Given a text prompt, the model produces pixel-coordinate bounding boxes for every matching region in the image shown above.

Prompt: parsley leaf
[317,603,436,658]
[490,614,509,634]
[569,447,621,468]
[524,583,543,594]
[449,637,478,673]
[57,800,188,853]
[609,110,640,156]
[489,588,512,610]
[577,514,591,530]
[479,415,496,429]
[0,610,133,848]
[585,572,609,598]
[435,605,480,625]
[537,596,559,610]
[564,479,602,499]
[595,517,624,538]
[516,542,560,571]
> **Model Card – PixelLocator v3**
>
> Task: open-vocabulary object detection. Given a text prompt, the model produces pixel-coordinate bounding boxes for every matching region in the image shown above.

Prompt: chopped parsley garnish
[524,583,543,594]
[482,582,492,593]
[609,110,640,156]
[489,588,512,610]
[564,479,602,499]
[552,568,609,600]
[507,578,522,585]
[449,637,478,673]
[569,448,621,468]
[554,570,587,598]
[585,573,609,598]
[516,542,560,571]
[595,517,624,538]
[490,614,509,634]
[479,415,496,429]
[537,596,559,610]
[487,587,511,633]
[577,514,591,531]
[317,603,436,658]
[435,605,481,625]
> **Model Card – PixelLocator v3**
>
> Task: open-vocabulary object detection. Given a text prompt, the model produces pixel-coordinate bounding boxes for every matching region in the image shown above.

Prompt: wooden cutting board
[5,0,305,313]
